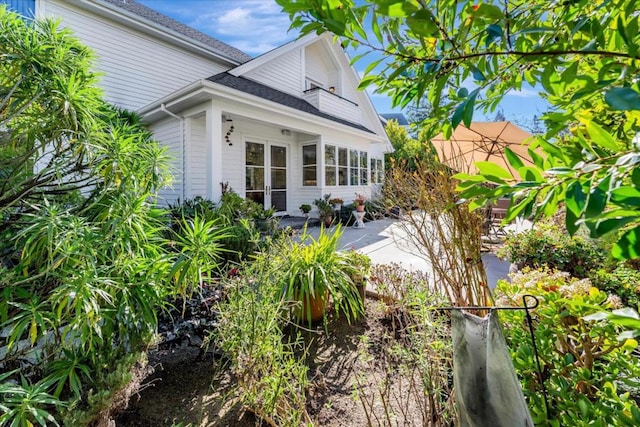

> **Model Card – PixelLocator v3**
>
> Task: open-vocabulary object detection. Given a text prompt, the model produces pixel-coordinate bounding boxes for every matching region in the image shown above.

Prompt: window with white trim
[338,148,348,185]
[359,151,368,185]
[325,145,336,186]
[370,158,384,184]
[325,145,350,186]
[302,144,317,186]
[349,149,359,185]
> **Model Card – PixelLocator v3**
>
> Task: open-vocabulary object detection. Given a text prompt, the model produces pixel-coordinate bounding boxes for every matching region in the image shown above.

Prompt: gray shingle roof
[207,73,374,134]
[102,0,252,64]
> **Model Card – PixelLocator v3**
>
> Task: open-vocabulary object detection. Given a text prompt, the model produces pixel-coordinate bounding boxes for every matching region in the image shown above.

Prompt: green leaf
[485,24,502,46]
[473,4,503,20]
[585,186,607,219]
[612,227,640,260]
[595,216,640,236]
[475,161,513,180]
[604,87,640,111]
[579,118,619,151]
[504,147,525,170]
[565,181,585,235]
[520,166,544,182]
[407,9,438,37]
[470,65,486,81]
[378,1,418,17]
[611,186,640,208]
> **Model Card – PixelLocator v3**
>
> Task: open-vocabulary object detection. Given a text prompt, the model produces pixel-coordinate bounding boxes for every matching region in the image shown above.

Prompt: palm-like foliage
[0,6,179,424]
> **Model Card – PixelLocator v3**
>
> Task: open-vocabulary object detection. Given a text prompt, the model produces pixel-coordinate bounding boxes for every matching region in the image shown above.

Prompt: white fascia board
[67,0,242,67]
[228,32,318,77]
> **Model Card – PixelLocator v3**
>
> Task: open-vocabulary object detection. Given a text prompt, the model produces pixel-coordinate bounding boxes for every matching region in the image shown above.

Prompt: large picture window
[302,144,317,186]
[322,144,369,187]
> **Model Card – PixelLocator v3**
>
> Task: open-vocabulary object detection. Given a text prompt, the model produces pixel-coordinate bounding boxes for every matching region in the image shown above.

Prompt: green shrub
[590,265,640,309]
[499,224,606,278]
[495,269,640,426]
[215,260,311,426]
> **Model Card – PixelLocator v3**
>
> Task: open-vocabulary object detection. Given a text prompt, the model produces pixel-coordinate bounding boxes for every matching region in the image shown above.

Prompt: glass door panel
[246,141,288,213]
[246,142,265,205]
[270,145,287,212]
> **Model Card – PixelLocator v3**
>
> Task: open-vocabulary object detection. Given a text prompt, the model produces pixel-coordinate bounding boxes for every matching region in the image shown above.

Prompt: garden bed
[115,297,444,426]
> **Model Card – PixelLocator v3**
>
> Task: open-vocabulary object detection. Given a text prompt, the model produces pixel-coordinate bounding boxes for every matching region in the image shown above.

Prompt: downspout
[159,104,185,201]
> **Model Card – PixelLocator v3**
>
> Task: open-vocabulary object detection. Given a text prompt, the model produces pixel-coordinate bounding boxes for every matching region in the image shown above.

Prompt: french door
[245,140,288,213]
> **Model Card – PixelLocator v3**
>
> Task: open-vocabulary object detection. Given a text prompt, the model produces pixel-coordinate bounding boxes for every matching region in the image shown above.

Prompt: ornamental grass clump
[277,225,363,325]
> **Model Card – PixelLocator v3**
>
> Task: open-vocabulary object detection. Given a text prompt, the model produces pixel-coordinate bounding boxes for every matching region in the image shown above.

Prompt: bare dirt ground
[115,298,442,426]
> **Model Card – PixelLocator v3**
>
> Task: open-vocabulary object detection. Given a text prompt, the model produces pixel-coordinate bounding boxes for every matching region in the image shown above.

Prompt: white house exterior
[7,0,391,215]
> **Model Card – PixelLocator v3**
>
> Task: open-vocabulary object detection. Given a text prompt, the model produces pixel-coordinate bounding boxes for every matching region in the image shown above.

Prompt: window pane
[303,166,317,186]
[271,190,287,211]
[338,167,348,185]
[272,169,287,189]
[350,149,358,167]
[246,167,264,191]
[246,142,264,166]
[271,146,286,168]
[350,168,359,185]
[325,166,336,186]
[360,169,368,185]
[303,145,316,165]
[338,148,348,166]
[325,145,336,165]
[360,151,368,168]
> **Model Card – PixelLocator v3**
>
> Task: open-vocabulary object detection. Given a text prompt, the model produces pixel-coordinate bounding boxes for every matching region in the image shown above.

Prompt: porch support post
[206,101,223,201]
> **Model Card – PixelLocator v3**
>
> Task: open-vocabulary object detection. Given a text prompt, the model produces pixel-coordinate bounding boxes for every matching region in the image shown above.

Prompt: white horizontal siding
[305,43,330,87]
[151,117,183,206]
[46,1,228,111]
[318,91,361,123]
[189,116,208,198]
[244,50,301,96]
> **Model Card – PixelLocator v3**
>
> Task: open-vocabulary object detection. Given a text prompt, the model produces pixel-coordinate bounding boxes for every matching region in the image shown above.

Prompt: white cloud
[505,87,541,98]
[138,0,294,55]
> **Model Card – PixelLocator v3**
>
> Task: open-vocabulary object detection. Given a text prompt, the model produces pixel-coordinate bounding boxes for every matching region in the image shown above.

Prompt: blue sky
[138,0,549,125]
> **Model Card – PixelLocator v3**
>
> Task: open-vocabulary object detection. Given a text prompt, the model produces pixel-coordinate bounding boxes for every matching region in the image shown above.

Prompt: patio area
[293,215,530,290]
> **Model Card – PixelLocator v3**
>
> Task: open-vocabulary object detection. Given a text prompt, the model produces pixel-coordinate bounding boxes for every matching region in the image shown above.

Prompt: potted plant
[253,205,277,233]
[314,194,334,227]
[353,193,366,212]
[328,197,344,211]
[279,225,364,324]
[299,203,312,218]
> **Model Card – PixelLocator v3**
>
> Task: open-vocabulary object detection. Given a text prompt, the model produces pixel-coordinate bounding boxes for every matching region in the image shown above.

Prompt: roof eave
[140,80,386,141]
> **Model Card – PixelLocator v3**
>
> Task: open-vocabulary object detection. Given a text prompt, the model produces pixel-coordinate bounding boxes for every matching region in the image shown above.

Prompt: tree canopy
[276,0,640,259]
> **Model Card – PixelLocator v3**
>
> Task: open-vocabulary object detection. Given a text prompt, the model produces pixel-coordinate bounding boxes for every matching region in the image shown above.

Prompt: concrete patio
[290,215,531,290]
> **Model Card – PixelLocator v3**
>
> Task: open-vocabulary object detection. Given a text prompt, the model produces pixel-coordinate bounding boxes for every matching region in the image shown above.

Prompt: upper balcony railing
[303,87,361,124]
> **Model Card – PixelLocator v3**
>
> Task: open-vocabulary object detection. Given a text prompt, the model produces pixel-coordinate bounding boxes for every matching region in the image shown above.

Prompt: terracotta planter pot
[356,204,365,212]
[295,290,328,323]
